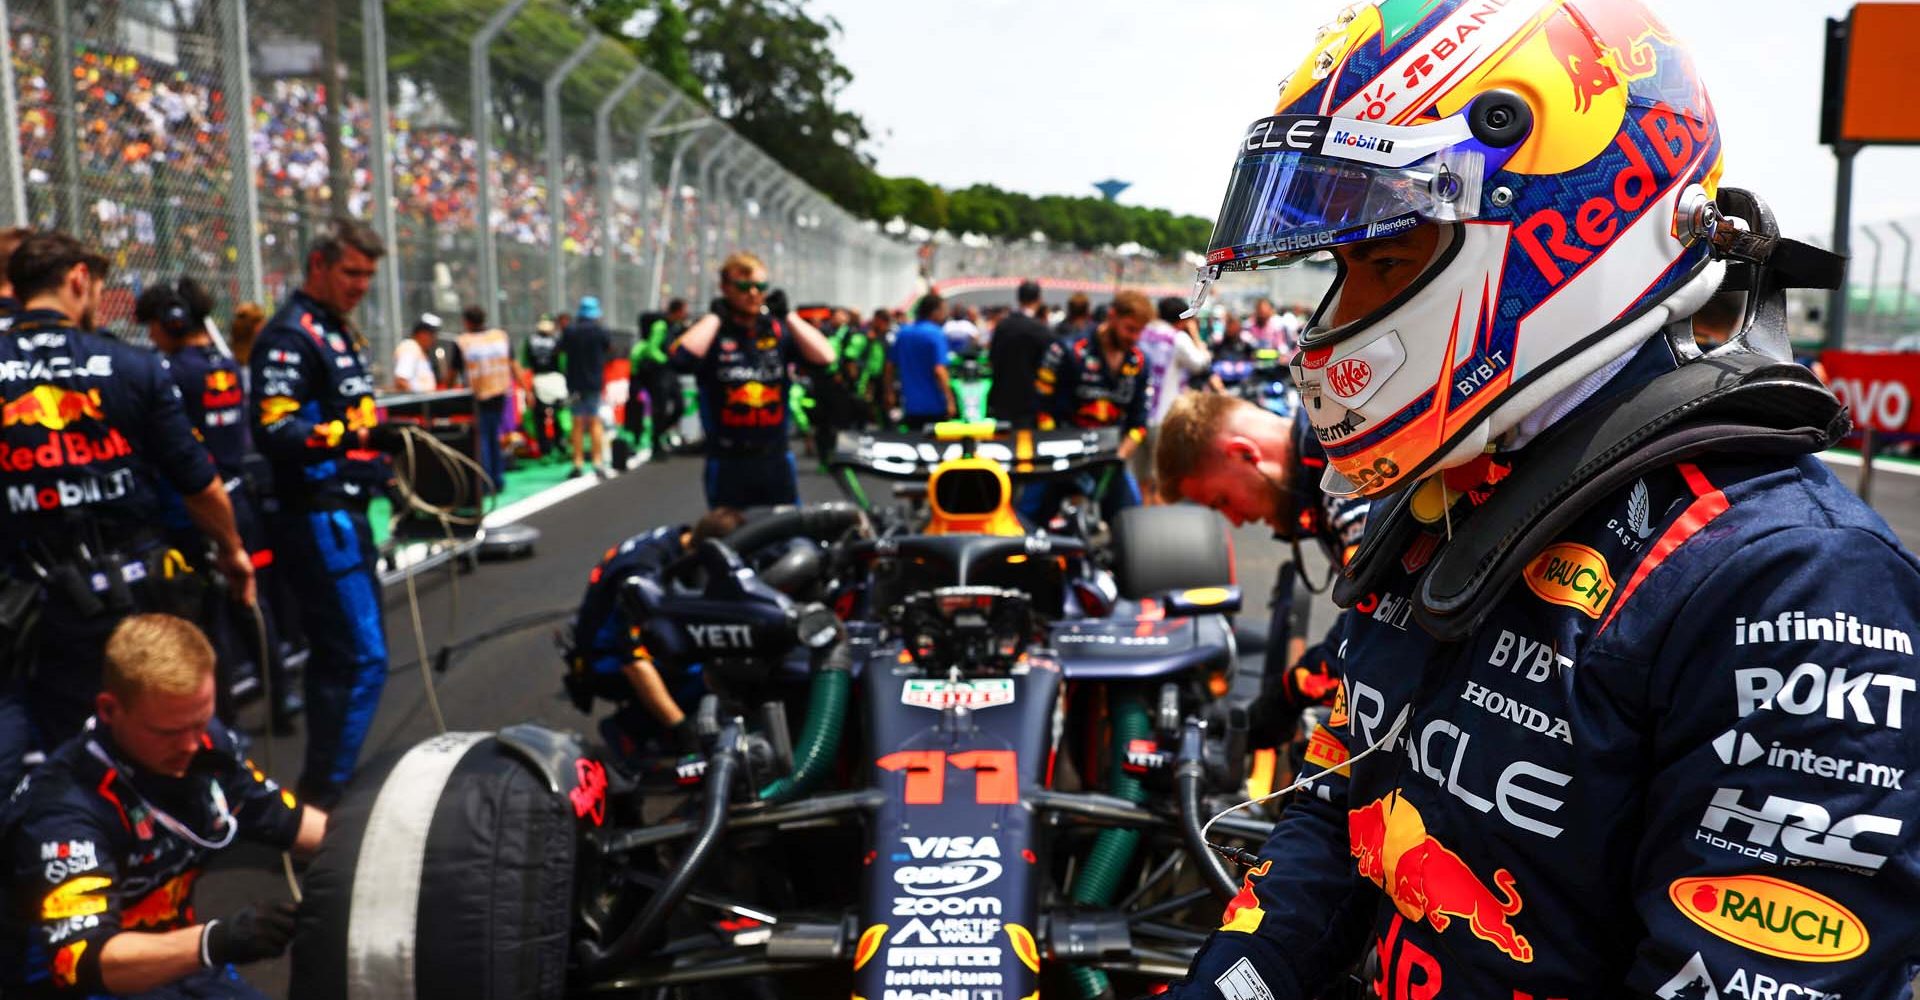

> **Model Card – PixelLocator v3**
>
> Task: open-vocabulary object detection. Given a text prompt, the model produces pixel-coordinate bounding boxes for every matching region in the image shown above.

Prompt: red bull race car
[286,423,1314,999]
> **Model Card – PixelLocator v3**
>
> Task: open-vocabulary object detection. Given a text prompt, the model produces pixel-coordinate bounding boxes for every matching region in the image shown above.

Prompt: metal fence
[0,0,924,369]
[1838,218,1920,350]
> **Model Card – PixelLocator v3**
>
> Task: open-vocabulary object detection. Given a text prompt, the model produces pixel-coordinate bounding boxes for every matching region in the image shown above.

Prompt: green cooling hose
[757,644,851,803]
[1069,695,1151,1000]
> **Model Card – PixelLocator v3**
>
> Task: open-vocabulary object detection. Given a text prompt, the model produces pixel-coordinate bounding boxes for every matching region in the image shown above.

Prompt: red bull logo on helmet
[1,386,106,431]
[1349,792,1534,963]
[1544,0,1676,114]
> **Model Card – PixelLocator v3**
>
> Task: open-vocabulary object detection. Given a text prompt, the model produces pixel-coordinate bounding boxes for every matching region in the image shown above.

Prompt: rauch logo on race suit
[1668,875,1867,962]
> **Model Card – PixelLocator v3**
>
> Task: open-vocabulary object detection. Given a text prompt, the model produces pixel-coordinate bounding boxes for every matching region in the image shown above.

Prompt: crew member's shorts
[571,390,603,418]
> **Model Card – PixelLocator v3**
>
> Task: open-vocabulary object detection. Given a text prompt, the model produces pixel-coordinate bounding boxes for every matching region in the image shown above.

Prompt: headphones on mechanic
[137,277,209,338]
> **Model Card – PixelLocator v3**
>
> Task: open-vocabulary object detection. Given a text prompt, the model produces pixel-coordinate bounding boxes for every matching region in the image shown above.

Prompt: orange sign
[1830,5,1920,144]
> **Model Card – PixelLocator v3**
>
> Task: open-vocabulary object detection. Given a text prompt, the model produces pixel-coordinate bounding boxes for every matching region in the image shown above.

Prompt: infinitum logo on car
[1668,875,1868,962]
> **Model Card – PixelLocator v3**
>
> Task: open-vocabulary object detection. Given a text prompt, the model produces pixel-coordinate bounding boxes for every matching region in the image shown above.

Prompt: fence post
[219,0,265,308]
[0,0,25,225]
[696,136,735,294]
[650,122,710,307]
[51,0,78,229]
[470,0,531,315]
[1861,226,1884,343]
[361,0,402,350]
[594,66,646,322]
[1891,221,1914,332]
[544,34,599,319]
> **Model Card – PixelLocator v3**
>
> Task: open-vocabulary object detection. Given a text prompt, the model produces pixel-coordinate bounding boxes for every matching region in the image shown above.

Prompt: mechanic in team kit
[250,218,407,809]
[1,614,326,999]
[1157,392,1370,752]
[0,233,253,796]
[670,252,835,510]
[563,508,748,762]
[133,278,296,731]
[1154,2,1919,998]
[1021,288,1152,524]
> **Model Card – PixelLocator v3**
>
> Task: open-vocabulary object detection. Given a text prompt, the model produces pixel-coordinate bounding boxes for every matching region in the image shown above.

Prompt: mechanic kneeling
[2,614,325,999]
[565,508,748,762]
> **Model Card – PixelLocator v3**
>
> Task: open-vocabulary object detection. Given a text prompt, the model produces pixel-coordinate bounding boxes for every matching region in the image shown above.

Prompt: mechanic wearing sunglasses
[669,252,835,510]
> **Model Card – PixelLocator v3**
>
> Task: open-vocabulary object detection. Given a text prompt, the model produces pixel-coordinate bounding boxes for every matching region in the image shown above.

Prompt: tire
[290,732,581,1000]
[1111,505,1235,600]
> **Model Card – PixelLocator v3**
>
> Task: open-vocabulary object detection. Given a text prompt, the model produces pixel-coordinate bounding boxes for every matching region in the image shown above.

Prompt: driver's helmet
[1200,0,1725,497]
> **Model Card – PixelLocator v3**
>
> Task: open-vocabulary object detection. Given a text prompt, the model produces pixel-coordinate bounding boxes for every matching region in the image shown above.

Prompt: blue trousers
[704,452,799,510]
[477,395,508,494]
[270,506,387,808]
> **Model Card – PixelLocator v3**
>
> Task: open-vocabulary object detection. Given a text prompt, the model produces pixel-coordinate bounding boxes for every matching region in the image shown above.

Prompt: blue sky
[813,0,1920,247]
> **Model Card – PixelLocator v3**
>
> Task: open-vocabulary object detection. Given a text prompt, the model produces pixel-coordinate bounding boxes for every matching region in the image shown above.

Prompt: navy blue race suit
[1022,330,1150,523]
[0,309,220,789]
[1166,360,1920,999]
[673,313,799,510]
[248,290,387,808]
[157,345,287,727]
[562,525,705,758]
[1,718,302,998]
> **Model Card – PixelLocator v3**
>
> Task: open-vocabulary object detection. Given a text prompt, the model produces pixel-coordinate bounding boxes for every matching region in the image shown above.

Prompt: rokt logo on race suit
[1347,791,1534,962]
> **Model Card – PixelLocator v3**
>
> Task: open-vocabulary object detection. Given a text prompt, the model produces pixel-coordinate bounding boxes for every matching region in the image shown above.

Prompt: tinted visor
[1204,146,1481,270]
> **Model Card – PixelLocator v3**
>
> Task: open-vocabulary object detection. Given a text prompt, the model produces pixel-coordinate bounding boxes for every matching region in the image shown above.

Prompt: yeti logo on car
[687,623,754,649]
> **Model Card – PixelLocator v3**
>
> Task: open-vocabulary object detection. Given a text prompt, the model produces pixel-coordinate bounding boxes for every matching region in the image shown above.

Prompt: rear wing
[829,423,1121,481]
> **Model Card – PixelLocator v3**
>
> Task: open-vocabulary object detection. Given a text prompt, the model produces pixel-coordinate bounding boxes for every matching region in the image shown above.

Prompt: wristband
[199,919,219,968]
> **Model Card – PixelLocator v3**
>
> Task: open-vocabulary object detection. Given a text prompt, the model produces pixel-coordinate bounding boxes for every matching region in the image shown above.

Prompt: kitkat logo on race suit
[1522,542,1615,618]
[1,385,105,430]
[1668,875,1867,963]
[1347,792,1534,963]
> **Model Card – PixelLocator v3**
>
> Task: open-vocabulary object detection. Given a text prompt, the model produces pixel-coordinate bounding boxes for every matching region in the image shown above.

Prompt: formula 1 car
[290,424,1280,1000]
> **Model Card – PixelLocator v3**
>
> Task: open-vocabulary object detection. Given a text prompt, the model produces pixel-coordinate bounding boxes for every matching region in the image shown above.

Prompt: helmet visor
[1204,116,1485,270]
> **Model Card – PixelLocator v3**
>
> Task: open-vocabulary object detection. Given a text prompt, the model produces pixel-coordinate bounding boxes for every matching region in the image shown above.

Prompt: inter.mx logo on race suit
[1711,728,1904,790]
[901,678,1015,711]
[1696,786,1902,875]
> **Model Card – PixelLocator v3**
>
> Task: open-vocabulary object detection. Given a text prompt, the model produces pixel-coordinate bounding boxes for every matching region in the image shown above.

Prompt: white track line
[482,474,603,528]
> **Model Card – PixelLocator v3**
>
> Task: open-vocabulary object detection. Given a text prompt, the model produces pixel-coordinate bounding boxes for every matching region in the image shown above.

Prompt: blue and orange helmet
[1197,0,1728,497]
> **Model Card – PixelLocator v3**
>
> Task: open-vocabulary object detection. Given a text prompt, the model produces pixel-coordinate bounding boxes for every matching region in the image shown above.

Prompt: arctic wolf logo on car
[1348,791,1534,962]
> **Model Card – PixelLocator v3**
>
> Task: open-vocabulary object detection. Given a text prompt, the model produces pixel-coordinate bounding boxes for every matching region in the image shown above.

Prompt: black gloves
[765,288,790,319]
[362,422,411,453]
[202,901,299,967]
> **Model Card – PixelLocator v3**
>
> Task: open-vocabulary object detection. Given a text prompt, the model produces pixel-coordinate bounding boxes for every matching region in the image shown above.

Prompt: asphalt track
[200,448,1919,998]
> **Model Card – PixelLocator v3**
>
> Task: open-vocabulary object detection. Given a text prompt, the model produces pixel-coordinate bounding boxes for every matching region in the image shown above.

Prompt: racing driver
[1155,2,1920,998]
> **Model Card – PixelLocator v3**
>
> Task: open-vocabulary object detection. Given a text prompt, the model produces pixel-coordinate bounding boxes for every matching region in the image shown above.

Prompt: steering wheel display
[890,586,1039,674]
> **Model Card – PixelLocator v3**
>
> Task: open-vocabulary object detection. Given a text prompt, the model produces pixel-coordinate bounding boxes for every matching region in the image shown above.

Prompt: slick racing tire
[1111,505,1235,600]
[290,730,590,1000]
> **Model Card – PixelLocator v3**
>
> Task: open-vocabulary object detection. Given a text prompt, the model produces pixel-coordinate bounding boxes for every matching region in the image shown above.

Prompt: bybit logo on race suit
[1,385,105,430]
[1347,792,1534,962]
